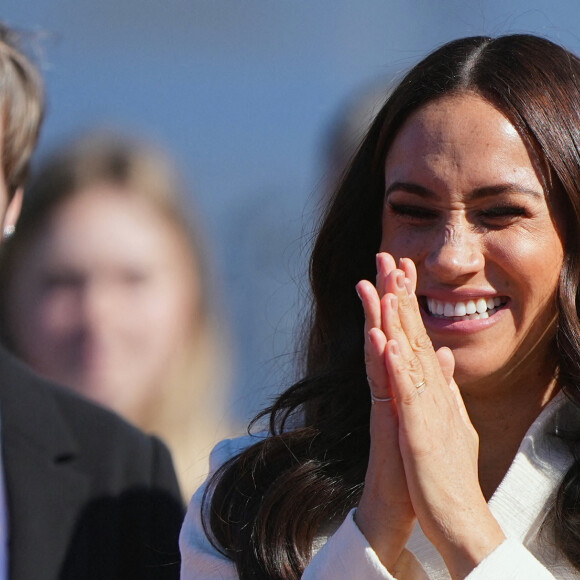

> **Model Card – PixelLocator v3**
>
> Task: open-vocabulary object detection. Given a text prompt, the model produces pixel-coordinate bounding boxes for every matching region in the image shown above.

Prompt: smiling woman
[180,34,580,579]
[379,93,564,398]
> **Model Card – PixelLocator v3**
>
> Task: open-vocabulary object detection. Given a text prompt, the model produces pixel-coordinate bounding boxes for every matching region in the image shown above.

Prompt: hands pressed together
[354,253,506,579]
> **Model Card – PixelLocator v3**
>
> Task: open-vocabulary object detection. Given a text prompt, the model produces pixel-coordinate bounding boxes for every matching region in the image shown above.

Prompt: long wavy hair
[203,34,580,577]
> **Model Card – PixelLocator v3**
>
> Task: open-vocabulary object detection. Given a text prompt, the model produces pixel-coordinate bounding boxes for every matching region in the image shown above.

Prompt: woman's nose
[424,224,484,282]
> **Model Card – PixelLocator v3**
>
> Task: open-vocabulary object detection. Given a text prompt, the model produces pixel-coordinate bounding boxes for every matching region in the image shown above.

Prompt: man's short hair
[0,22,44,197]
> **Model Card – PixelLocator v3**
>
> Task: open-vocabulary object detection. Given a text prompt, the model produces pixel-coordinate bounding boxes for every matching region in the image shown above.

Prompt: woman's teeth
[426,297,505,320]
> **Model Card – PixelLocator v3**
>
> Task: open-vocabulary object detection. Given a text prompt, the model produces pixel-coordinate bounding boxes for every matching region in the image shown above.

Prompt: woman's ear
[3,187,22,236]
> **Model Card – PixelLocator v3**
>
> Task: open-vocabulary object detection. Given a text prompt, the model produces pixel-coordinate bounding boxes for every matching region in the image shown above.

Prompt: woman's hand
[354,253,418,570]
[363,252,505,579]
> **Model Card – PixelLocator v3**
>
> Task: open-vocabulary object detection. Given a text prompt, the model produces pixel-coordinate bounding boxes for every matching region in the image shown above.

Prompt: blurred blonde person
[0,131,232,499]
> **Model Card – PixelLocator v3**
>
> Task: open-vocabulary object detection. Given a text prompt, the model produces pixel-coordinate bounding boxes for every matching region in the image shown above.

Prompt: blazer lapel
[0,348,90,579]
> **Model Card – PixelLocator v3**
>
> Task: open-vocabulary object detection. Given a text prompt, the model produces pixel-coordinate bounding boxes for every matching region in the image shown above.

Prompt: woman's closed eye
[477,205,528,227]
[387,201,438,222]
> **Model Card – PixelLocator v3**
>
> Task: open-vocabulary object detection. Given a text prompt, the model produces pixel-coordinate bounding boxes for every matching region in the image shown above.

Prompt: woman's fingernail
[396,272,405,289]
[389,340,400,355]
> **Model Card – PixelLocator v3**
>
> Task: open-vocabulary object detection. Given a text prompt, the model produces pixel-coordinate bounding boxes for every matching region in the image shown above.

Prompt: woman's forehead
[383,94,545,194]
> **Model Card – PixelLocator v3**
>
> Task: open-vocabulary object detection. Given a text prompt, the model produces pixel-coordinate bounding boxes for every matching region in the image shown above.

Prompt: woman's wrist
[429,508,506,579]
[354,502,416,571]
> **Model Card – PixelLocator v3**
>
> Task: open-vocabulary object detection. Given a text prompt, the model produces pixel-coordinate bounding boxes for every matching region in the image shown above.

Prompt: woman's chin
[449,359,505,395]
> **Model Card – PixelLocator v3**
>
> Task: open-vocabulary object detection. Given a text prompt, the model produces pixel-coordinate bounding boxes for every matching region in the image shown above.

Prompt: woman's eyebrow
[469,184,544,200]
[385,181,543,199]
[385,181,432,198]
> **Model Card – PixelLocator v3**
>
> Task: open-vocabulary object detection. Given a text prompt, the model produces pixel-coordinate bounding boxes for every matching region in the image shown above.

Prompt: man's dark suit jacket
[0,346,184,579]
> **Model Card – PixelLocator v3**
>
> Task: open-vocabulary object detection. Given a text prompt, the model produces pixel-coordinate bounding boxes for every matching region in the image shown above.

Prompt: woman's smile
[418,293,510,334]
[422,295,508,320]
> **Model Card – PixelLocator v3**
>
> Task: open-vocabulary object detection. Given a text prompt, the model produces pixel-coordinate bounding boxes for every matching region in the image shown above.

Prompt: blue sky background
[4,1,580,422]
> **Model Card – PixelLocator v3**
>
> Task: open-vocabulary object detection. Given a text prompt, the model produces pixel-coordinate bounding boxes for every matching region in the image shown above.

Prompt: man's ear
[3,187,22,233]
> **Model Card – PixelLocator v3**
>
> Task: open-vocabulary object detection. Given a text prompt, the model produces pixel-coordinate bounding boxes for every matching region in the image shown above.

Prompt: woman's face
[6,185,199,422]
[379,93,565,394]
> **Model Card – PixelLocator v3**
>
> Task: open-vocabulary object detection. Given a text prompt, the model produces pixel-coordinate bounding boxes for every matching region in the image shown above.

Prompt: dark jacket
[0,346,184,579]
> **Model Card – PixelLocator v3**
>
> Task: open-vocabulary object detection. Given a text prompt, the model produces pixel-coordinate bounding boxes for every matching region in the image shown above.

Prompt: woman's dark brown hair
[203,34,580,578]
